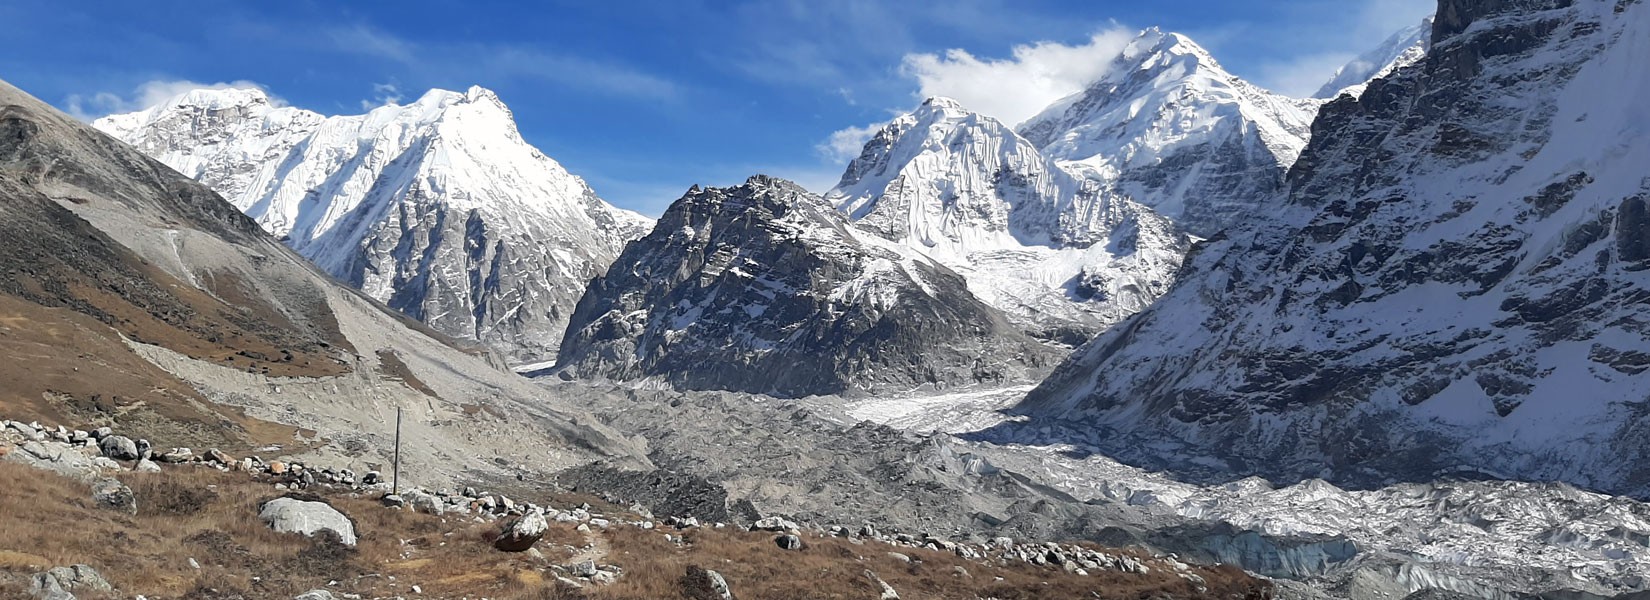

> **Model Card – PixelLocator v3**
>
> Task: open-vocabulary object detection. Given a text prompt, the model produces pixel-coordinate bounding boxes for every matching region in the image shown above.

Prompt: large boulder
[91,479,135,514]
[97,436,139,461]
[681,566,734,600]
[259,497,357,546]
[494,509,548,552]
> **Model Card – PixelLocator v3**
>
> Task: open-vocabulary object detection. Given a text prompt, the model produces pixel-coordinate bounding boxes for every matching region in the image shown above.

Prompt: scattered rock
[204,448,232,465]
[294,591,336,600]
[864,570,899,600]
[91,427,112,441]
[752,516,797,532]
[91,478,135,514]
[134,459,161,473]
[681,566,734,600]
[362,471,382,485]
[568,560,599,578]
[494,509,548,552]
[774,534,803,551]
[259,497,357,546]
[156,448,193,463]
[268,461,288,475]
[97,436,139,461]
[135,439,152,460]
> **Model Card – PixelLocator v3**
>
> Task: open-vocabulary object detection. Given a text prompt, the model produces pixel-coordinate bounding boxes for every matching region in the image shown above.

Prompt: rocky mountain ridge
[554,176,1059,397]
[1315,16,1437,99]
[1010,0,1650,499]
[1017,28,1321,237]
[0,76,646,491]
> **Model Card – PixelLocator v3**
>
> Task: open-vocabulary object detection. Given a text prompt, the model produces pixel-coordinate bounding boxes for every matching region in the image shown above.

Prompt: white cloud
[361,82,404,111]
[816,120,889,164]
[65,79,279,121]
[326,24,416,62]
[899,27,1135,127]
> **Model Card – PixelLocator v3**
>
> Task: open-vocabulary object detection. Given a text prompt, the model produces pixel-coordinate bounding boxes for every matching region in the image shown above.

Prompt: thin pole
[392,407,402,496]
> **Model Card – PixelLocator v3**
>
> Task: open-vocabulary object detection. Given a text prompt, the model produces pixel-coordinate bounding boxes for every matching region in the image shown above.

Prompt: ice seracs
[95,86,652,365]
[1017,28,1320,237]
[827,96,1190,342]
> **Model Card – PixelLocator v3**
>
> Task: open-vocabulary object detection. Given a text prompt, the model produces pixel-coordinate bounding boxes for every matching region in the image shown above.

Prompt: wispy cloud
[360,81,404,111]
[483,47,679,100]
[816,120,889,164]
[900,27,1135,127]
[321,24,680,101]
[64,78,279,121]
[325,24,416,63]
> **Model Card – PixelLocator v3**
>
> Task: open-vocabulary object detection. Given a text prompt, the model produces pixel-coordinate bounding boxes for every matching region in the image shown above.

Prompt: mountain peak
[1314,16,1434,99]
[158,87,275,113]
[96,83,652,365]
[919,96,967,111]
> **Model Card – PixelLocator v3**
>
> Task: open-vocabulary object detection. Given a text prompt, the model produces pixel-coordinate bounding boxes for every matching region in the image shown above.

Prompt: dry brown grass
[592,525,1270,600]
[0,462,579,599]
[0,461,1269,600]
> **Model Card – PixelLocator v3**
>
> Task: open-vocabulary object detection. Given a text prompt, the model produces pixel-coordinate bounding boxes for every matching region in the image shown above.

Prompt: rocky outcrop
[29,565,111,600]
[554,176,1058,397]
[1013,0,1650,497]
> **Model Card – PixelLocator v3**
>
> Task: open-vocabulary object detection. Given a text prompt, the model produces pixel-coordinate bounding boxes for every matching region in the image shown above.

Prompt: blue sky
[0,0,1431,216]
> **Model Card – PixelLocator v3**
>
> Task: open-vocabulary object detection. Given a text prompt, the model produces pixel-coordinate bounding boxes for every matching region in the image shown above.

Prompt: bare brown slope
[0,77,648,483]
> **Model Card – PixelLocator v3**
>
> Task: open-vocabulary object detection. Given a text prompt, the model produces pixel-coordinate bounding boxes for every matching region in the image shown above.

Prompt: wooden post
[392,406,402,496]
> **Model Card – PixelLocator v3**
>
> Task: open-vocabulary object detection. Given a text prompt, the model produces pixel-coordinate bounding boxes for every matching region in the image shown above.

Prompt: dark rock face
[1010,0,1650,497]
[553,176,1057,398]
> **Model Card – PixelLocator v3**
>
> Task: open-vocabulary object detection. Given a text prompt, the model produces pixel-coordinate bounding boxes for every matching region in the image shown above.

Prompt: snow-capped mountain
[555,176,1060,397]
[0,76,645,487]
[827,98,1190,341]
[1018,29,1320,237]
[94,87,652,365]
[1315,16,1435,99]
[1011,0,1650,498]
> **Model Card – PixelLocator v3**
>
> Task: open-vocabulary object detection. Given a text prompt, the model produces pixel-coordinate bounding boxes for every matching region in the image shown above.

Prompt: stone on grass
[91,478,136,514]
[259,497,357,546]
[30,564,111,600]
[98,436,139,461]
[681,565,734,600]
[774,534,803,551]
[494,509,548,552]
